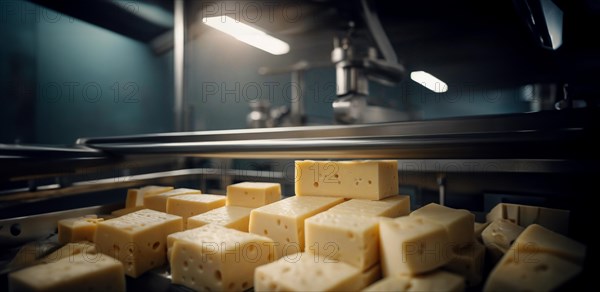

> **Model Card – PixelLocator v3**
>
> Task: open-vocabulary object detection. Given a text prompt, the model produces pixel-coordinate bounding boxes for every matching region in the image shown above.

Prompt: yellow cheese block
[57,215,104,244]
[126,185,174,208]
[305,212,380,271]
[111,205,146,217]
[8,254,125,292]
[327,195,410,217]
[363,270,465,292]
[380,216,454,276]
[226,182,281,208]
[444,241,485,287]
[187,206,252,232]
[144,188,201,212]
[94,209,183,278]
[249,196,344,258]
[486,203,570,234]
[254,252,362,291]
[167,194,226,227]
[511,224,586,265]
[170,224,275,292]
[295,160,398,200]
[484,251,581,292]
[410,203,475,248]
[481,219,524,262]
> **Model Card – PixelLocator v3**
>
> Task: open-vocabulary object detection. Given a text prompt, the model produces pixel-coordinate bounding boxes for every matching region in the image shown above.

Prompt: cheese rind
[486,203,570,234]
[511,224,586,265]
[187,206,252,232]
[380,216,454,276]
[305,212,380,271]
[8,254,125,292]
[170,224,275,292]
[94,209,183,278]
[254,252,361,292]
[144,188,201,212]
[327,195,410,217]
[363,270,465,292]
[295,160,398,200]
[249,196,344,258]
[167,194,226,227]
[57,215,104,244]
[410,203,475,248]
[444,241,485,286]
[226,182,281,208]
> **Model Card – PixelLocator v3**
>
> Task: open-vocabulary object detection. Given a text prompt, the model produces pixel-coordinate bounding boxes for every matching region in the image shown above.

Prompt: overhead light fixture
[202,16,290,55]
[410,71,448,93]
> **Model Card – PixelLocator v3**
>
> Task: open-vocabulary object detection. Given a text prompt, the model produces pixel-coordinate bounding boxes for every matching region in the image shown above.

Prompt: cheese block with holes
[167,194,226,227]
[187,206,252,232]
[170,224,275,292]
[410,203,475,248]
[295,160,398,200]
[94,209,183,278]
[380,216,454,276]
[444,241,486,286]
[249,196,344,258]
[226,182,281,208]
[8,254,125,292]
[481,219,524,262]
[363,270,465,292]
[58,215,104,244]
[144,188,201,212]
[327,195,410,217]
[254,252,362,291]
[511,224,585,265]
[305,212,380,271]
[126,186,174,208]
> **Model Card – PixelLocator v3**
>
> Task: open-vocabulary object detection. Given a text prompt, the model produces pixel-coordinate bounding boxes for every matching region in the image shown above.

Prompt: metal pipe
[174,0,184,131]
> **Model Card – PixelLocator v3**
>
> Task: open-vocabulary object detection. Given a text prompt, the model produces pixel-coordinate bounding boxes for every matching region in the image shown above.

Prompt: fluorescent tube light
[410,71,448,93]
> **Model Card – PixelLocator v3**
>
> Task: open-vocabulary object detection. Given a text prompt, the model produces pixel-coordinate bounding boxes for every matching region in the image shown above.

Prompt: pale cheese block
[94,209,183,277]
[295,160,398,200]
[170,224,275,292]
[359,264,383,288]
[187,206,252,232]
[410,203,475,248]
[363,270,465,292]
[111,205,146,217]
[474,222,490,242]
[144,188,201,212]
[486,203,570,234]
[57,215,104,244]
[511,224,585,265]
[327,195,410,217]
[481,219,524,262]
[484,251,582,292]
[254,252,361,291]
[8,254,125,292]
[167,194,226,227]
[249,196,344,258]
[380,216,453,276]
[42,241,98,263]
[226,182,281,208]
[126,185,174,208]
[444,241,485,286]
[305,212,380,271]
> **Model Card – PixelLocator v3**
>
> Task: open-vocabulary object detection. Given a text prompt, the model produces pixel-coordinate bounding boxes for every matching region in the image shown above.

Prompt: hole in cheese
[264,229,269,235]
[228,282,235,289]
[368,180,372,184]
[152,241,160,250]
[313,182,319,187]
[277,219,281,226]
[215,270,222,281]
[198,264,204,272]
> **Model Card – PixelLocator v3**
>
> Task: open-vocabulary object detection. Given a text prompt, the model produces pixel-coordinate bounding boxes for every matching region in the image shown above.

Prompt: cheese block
[167,194,226,227]
[187,206,252,232]
[484,251,582,292]
[444,241,485,286]
[486,203,570,234]
[359,264,383,288]
[57,215,104,244]
[170,224,275,292]
[363,270,465,292]
[511,224,585,265]
[249,196,344,258]
[295,160,398,200]
[305,212,380,271]
[126,185,174,208]
[8,254,125,292]
[481,219,524,262]
[144,188,201,212]
[380,216,453,276]
[42,241,97,263]
[94,209,183,278]
[111,205,146,217]
[254,252,361,291]
[327,195,410,217]
[474,222,490,242]
[410,203,475,248]
[226,182,281,208]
